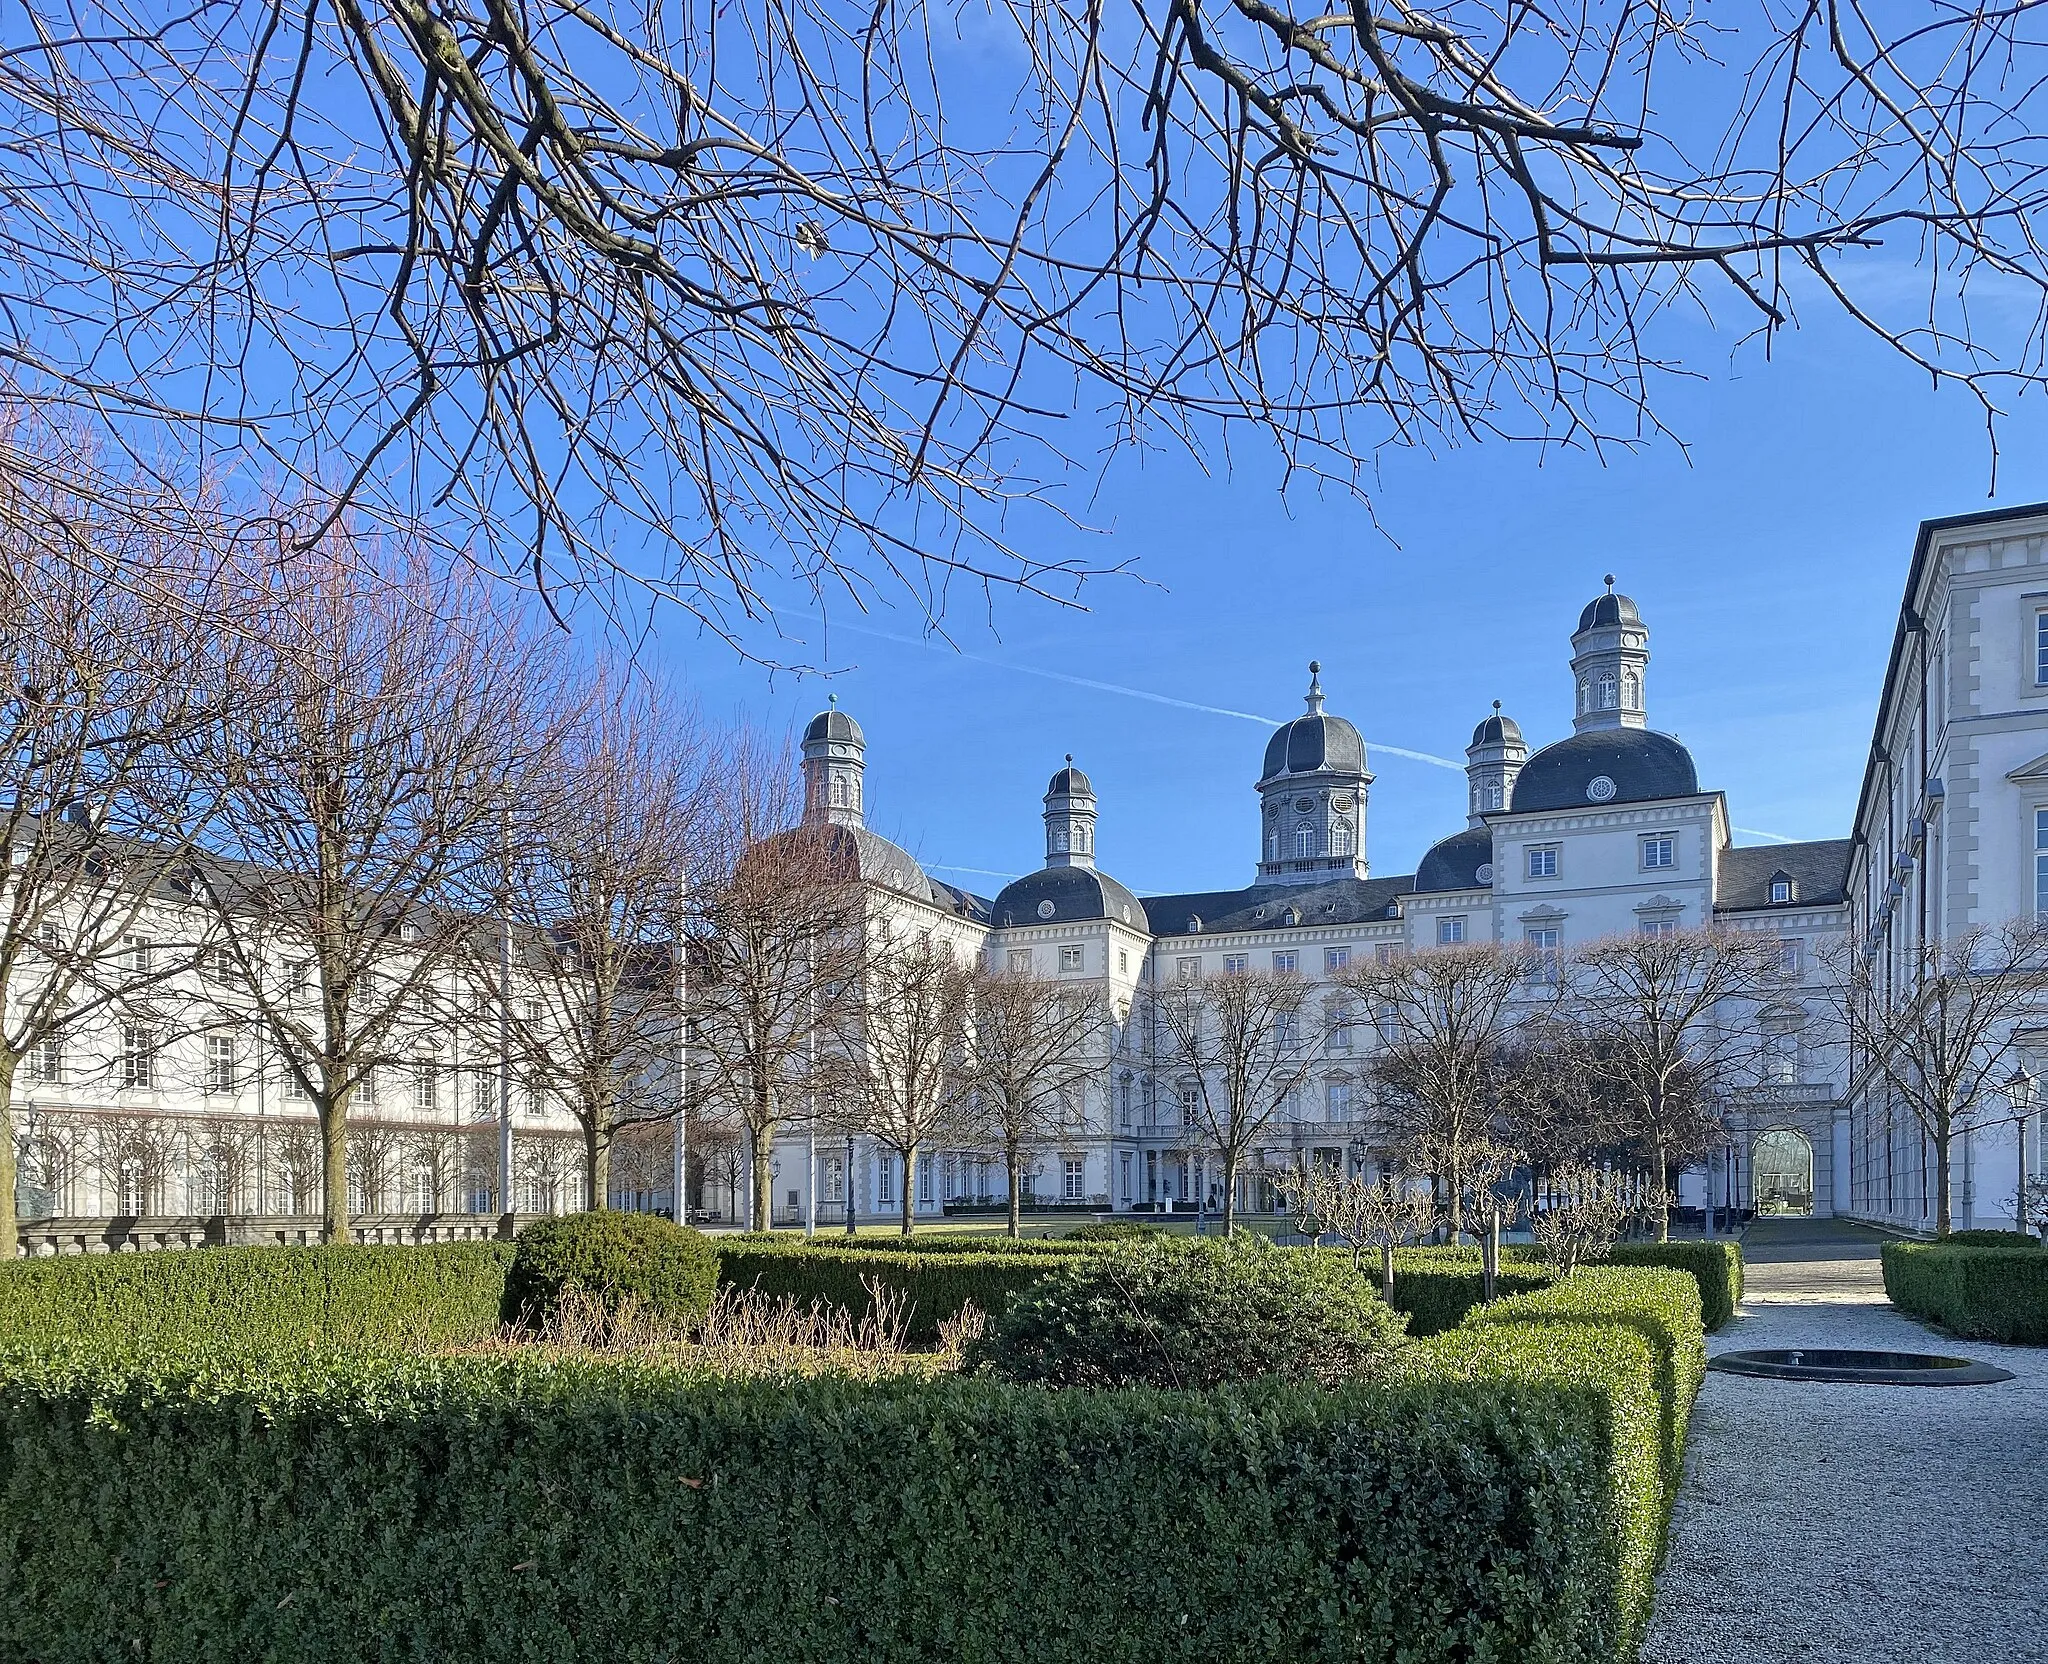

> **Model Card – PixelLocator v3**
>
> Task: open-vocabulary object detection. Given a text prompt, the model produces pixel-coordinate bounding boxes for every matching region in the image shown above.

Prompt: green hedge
[1883,1243,2048,1343]
[715,1245,1058,1343]
[1601,1240,1743,1331]
[1939,1229,2040,1248]
[0,1332,1664,1663]
[726,1232,1090,1257]
[0,1243,512,1355]
[1384,1246,1551,1336]
[507,1214,719,1329]
[1465,1265,1705,1497]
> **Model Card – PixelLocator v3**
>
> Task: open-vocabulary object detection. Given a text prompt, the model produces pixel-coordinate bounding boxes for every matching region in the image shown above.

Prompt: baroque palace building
[770,574,1871,1227]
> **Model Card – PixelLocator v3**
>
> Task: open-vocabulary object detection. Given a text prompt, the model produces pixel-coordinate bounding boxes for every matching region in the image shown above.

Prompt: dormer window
[1767,872,1797,905]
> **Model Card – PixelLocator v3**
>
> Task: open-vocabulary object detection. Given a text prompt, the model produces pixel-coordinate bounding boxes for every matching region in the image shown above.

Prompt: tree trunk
[1654,1140,1671,1242]
[1006,1141,1023,1237]
[900,1146,915,1236]
[319,1084,349,1244]
[0,1051,19,1259]
[750,1119,776,1232]
[1379,1241,1394,1302]
[1935,1124,1953,1237]
[587,1123,610,1212]
[1220,1152,1237,1233]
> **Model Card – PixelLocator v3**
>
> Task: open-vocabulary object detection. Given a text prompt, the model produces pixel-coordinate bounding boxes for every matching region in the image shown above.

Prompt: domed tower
[1256,662,1371,885]
[800,697,866,829]
[1043,757,1097,869]
[1466,702,1527,827]
[1571,576,1650,734]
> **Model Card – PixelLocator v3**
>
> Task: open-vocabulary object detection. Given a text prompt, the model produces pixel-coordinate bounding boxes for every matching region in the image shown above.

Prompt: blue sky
[657,301,2048,902]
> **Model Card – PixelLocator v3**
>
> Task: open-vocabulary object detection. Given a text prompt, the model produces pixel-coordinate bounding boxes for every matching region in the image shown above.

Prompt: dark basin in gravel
[1707,1347,2015,1385]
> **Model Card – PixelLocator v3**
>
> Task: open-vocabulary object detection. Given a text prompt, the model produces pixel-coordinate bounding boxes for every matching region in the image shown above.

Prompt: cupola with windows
[991,757,1144,928]
[1043,756,1097,868]
[1465,701,1526,826]
[1571,576,1650,733]
[801,696,865,828]
[1256,662,1371,885]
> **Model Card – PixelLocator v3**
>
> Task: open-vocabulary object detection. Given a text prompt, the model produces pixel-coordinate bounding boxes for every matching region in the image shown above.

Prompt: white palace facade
[771,578,1867,1228]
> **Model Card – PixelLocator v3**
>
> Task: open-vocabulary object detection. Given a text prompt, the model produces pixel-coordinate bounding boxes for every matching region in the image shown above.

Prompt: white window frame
[120,1025,155,1090]
[1007,948,1034,975]
[1639,918,1678,938]
[2036,608,2048,687]
[1779,939,1804,976]
[1062,1158,1085,1201]
[205,1034,237,1096]
[1438,916,1466,945]
[1524,927,1559,983]
[1222,953,1248,975]
[1324,945,1350,973]
[1769,879,1792,904]
[1058,944,1084,973]
[1177,956,1202,982]
[1641,836,1675,871]
[1272,950,1298,974]
[1527,846,1559,879]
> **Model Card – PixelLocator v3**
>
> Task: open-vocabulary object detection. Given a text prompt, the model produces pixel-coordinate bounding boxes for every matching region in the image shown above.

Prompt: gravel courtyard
[1641,1220,2048,1664]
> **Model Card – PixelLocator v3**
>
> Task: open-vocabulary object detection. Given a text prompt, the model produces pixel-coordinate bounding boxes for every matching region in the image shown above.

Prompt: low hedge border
[1383,1246,1552,1336]
[1883,1243,2048,1343]
[724,1232,1091,1258]
[0,1330,1662,1662]
[714,1245,1058,1343]
[1601,1240,1743,1331]
[0,1243,512,1355]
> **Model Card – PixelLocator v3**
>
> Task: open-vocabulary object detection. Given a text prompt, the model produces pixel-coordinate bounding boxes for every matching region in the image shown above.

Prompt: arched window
[1578,679,1590,714]
[1331,824,1353,857]
[830,777,845,808]
[1052,829,1068,852]
[1267,830,1280,860]
[1597,674,1619,710]
[1622,670,1640,709]
[1295,827,1314,858]
[1482,784,1503,810]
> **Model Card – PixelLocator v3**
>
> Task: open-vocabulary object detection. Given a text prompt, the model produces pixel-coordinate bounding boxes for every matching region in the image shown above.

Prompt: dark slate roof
[1470,709,1523,748]
[992,865,1147,929]
[825,825,938,906]
[931,879,994,923]
[1141,874,1414,937]
[1510,729,1699,813]
[1046,764,1094,797]
[1415,827,1493,894]
[802,708,863,746]
[1260,712,1367,782]
[1577,586,1643,633]
[1714,839,1853,913]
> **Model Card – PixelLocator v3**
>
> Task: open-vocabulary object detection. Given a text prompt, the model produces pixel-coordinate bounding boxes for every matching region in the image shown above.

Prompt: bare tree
[687,734,863,1231]
[961,966,1109,1236]
[195,528,562,1243]
[829,935,975,1236]
[1272,1161,1434,1298]
[0,449,241,1253]
[1530,1163,1641,1275]
[1146,964,1319,1231]
[1565,929,1779,1240]
[478,671,705,1213]
[1822,920,2048,1238]
[1345,942,1532,1241]
[9,4,2048,641]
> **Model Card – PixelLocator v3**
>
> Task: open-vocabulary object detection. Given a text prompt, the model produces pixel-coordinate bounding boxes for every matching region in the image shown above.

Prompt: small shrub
[966,1233,1408,1388]
[1884,1242,2048,1342]
[1061,1221,1165,1243]
[505,1212,718,1331]
[1939,1229,2040,1248]
[1601,1240,1744,1331]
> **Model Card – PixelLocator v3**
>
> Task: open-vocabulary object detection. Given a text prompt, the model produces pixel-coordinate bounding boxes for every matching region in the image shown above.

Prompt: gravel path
[1641,1221,2048,1664]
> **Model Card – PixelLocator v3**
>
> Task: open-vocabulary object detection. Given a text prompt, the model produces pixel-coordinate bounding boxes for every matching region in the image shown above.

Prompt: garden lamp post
[844,1133,858,1237]
[2005,1063,2035,1233]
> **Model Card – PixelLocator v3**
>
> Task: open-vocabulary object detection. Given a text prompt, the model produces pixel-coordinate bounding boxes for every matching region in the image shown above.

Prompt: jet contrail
[1733,826,1799,845]
[792,612,1466,771]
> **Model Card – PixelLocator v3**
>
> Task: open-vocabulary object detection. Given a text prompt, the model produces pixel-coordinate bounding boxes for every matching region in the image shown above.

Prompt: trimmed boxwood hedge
[1938,1229,2040,1248]
[0,1242,512,1355]
[505,1213,719,1330]
[1383,1246,1552,1336]
[714,1244,1058,1343]
[0,1305,1680,1664]
[1883,1242,2048,1343]
[1601,1240,1744,1331]
[725,1232,1091,1257]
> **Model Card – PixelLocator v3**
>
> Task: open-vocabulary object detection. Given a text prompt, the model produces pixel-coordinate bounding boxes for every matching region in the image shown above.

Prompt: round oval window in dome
[1586,775,1618,803]
[1036,899,1056,919]
[1475,861,1494,884]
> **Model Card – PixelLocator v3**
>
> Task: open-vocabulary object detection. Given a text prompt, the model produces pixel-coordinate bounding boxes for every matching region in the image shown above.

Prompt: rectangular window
[1527,847,1558,879]
[1769,879,1792,904]
[919,1159,933,1205]
[1177,956,1202,982]
[120,1025,155,1090]
[823,1158,844,1204]
[1063,1158,1085,1201]
[1525,928,1559,983]
[1120,1151,1132,1203]
[123,934,153,975]
[1118,949,1128,975]
[1438,917,1466,945]
[1271,950,1298,974]
[1007,948,1034,975]
[1780,939,1805,976]
[1223,953,1248,975]
[1642,836,1675,870]
[205,1034,237,1095]
[287,959,312,997]
[877,1157,894,1206]
[1640,918,1678,938]
[2036,809,2048,918]
[30,1036,62,1084]
[1324,946,1350,973]
[284,1069,310,1102]
[1328,1000,1353,1052]
[1059,944,1084,973]
[2036,610,2048,686]
[1326,1079,1352,1122]
[414,1063,438,1114]
[1375,943,1398,965]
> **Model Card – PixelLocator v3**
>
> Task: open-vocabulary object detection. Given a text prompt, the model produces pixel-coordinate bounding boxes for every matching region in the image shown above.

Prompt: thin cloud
[791,612,1465,771]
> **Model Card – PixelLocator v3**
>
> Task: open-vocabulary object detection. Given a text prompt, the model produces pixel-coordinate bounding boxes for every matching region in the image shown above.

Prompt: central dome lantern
[1256,662,1372,885]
